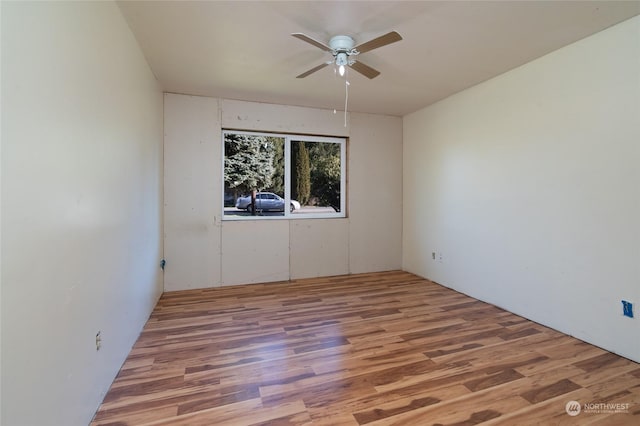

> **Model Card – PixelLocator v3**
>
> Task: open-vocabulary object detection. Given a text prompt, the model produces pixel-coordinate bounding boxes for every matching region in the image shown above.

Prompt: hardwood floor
[91,271,640,425]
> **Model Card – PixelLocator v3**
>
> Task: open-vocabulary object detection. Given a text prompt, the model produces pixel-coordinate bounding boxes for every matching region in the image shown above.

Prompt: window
[223,130,346,219]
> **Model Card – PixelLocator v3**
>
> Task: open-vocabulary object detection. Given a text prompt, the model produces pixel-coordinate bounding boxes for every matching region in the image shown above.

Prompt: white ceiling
[117,1,640,116]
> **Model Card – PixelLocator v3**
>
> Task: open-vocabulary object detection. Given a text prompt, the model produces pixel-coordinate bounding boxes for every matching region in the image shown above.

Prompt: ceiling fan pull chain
[344,79,350,127]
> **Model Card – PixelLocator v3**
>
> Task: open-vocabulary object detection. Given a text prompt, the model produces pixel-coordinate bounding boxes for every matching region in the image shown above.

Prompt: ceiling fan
[292,31,402,79]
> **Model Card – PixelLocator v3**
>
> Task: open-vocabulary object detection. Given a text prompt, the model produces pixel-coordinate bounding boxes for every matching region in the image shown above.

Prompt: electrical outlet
[96,331,102,350]
[622,300,633,318]
[438,252,443,263]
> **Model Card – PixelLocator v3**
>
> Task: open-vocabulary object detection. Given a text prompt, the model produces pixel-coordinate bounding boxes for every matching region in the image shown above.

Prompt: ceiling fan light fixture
[336,52,348,77]
[335,52,348,66]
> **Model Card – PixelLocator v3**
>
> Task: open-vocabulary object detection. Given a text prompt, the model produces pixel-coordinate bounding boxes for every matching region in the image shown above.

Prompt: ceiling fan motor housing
[329,35,355,53]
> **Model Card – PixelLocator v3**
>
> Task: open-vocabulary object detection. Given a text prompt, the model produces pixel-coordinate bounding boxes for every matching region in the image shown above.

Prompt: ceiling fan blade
[350,60,381,79]
[354,31,403,54]
[291,33,332,52]
[296,62,330,78]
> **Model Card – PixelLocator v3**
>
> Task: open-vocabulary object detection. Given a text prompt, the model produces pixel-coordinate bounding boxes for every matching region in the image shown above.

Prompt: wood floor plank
[91,404,179,426]
[91,271,640,425]
[481,387,594,426]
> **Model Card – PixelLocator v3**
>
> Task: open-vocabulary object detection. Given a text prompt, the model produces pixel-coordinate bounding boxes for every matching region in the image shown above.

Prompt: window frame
[222,130,347,220]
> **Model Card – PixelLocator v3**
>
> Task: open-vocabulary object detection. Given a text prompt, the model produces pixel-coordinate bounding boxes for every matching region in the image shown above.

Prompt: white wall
[163,95,221,290]
[1,2,164,425]
[349,113,404,273]
[403,16,640,362]
[164,94,402,290]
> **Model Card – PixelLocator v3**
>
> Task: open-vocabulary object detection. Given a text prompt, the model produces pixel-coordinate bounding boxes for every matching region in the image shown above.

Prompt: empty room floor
[91,271,640,425]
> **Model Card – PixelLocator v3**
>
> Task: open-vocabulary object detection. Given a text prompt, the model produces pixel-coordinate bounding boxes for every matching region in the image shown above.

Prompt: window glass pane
[224,134,285,217]
[223,131,345,220]
[291,140,341,215]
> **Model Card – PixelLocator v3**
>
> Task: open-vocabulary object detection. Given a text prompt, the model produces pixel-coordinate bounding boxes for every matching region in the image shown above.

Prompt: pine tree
[308,142,341,210]
[269,137,285,196]
[295,142,311,205]
[224,134,275,195]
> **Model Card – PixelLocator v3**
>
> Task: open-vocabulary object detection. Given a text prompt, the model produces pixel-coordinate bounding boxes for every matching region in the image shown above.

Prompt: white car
[236,192,301,213]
